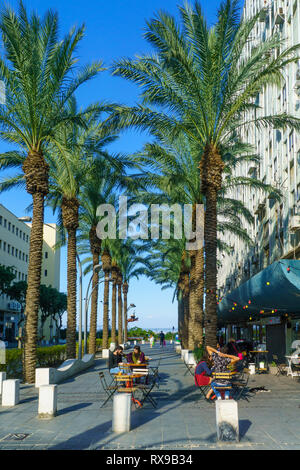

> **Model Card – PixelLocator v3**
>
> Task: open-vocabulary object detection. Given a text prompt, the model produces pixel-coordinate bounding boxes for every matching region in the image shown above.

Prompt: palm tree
[0,2,102,381]
[110,0,300,346]
[77,151,132,354]
[101,243,112,349]
[46,100,110,359]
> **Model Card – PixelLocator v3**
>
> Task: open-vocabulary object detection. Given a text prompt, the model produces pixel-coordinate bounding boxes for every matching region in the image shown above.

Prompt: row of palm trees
[0,0,299,383]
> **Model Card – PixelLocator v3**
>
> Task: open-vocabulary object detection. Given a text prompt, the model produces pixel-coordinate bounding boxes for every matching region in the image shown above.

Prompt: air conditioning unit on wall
[289,215,300,232]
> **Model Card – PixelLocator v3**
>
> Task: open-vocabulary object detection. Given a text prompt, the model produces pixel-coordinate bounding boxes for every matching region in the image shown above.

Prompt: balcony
[259,7,268,22]
[275,7,285,24]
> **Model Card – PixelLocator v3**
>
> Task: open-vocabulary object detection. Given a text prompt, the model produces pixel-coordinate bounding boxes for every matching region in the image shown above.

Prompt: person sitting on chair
[126,345,145,364]
[108,345,124,373]
[205,345,240,400]
[194,351,214,392]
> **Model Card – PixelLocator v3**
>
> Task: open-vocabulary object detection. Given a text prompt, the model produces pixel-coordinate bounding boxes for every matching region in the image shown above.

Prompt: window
[44,269,48,277]
[25,255,28,263]
[11,247,14,256]
[7,244,10,254]
[0,216,2,225]
[0,240,2,249]
[45,252,48,259]
[12,225,15,233]
[19,230,22,239]
[26,235,28,243]
[22,253,25,261]
[289,131,294,152]
[3,219,6,228]
[15,248,18,257]
[19,251,21,260]
[16,228,18,236]
[23,233,25,241]
[283,84,287,102]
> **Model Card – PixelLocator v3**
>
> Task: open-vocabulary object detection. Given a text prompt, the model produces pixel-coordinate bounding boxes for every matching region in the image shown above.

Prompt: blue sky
[0,0,244,330]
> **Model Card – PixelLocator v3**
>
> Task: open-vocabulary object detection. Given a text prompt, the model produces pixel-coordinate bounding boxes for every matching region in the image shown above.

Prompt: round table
[249,350,269,373]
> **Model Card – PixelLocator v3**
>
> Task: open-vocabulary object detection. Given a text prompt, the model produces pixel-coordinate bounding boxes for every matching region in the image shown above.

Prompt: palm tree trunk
[66,227,77,358]
[102,273,110,349]
[62,196,79,359]
[188,248,204,350]
[23,191,45,383]
[117,280,123,345]
[177,292,184,341]
[123,282,128,343]
[200,144,224,348]
[88,252,99,354]
[111,281,117,344]
[181,272,190,349]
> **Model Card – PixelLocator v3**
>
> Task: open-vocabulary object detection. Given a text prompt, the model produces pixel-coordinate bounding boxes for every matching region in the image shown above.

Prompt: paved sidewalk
[0,343,300,450]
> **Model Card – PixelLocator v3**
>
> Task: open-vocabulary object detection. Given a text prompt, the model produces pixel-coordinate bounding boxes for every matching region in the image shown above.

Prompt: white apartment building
[0,204,61,346]
[217,0,300,359]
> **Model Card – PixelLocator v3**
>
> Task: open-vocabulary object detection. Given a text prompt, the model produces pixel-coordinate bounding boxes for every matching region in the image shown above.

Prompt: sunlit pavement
[0,343,300,450]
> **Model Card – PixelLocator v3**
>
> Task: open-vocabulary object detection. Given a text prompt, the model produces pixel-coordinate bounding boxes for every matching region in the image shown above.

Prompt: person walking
[159,331,165,347]
[149,334,155,348]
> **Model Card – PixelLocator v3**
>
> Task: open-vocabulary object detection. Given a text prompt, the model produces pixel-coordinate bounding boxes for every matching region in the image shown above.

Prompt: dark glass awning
[218,259,300,324]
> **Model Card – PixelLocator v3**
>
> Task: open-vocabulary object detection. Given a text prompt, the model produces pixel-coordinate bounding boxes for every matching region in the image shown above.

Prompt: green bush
[193,345,204,362]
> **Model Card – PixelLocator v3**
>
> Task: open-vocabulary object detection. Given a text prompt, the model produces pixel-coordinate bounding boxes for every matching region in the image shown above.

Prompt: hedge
[0,338,108,380]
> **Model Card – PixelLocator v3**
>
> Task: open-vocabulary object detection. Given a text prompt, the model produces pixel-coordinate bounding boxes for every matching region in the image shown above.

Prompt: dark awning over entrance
[218,259,300,324]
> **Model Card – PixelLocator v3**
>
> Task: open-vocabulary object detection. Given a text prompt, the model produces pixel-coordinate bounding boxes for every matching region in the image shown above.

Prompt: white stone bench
[35,354,94,387]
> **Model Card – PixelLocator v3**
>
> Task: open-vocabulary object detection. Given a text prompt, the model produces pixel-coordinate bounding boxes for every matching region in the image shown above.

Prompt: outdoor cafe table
[112,373,144,407]
[249,350,269,373]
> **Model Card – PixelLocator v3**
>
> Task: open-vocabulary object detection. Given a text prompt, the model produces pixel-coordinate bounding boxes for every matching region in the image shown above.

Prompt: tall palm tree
[46,100,110,359]
[110,0,300,346]
[101,243,112,349]
[131,134,265,349]
[77,152,133,354]
[0,2,102,382]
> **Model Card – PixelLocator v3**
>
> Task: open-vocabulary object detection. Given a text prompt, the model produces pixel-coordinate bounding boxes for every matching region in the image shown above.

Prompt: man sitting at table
[126,345,146,365]
[108,345,124,373]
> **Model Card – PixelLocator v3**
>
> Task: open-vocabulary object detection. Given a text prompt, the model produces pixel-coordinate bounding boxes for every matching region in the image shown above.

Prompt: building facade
[217,0,300,359]
[0,204,61,346]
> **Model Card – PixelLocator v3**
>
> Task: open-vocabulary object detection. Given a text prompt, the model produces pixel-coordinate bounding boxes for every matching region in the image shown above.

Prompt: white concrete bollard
[187,352,196,366]
[112,393,131,433]
[2,379,20,406]
[35,368,56,388]
[181,349,190,363]
[175,345,182,354]
[249,363,255,375]
[38,384,57,419]
[216,400,239,442]
[102,349,110,359]
[0,372,6,395]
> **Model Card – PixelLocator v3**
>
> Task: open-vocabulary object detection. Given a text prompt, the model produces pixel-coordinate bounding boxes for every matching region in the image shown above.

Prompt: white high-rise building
[0,204,61,346]
[217,0,300,358]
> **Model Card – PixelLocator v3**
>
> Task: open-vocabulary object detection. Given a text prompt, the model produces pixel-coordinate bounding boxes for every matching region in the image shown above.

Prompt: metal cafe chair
[99,372,118,408]
[272,354,287,376]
